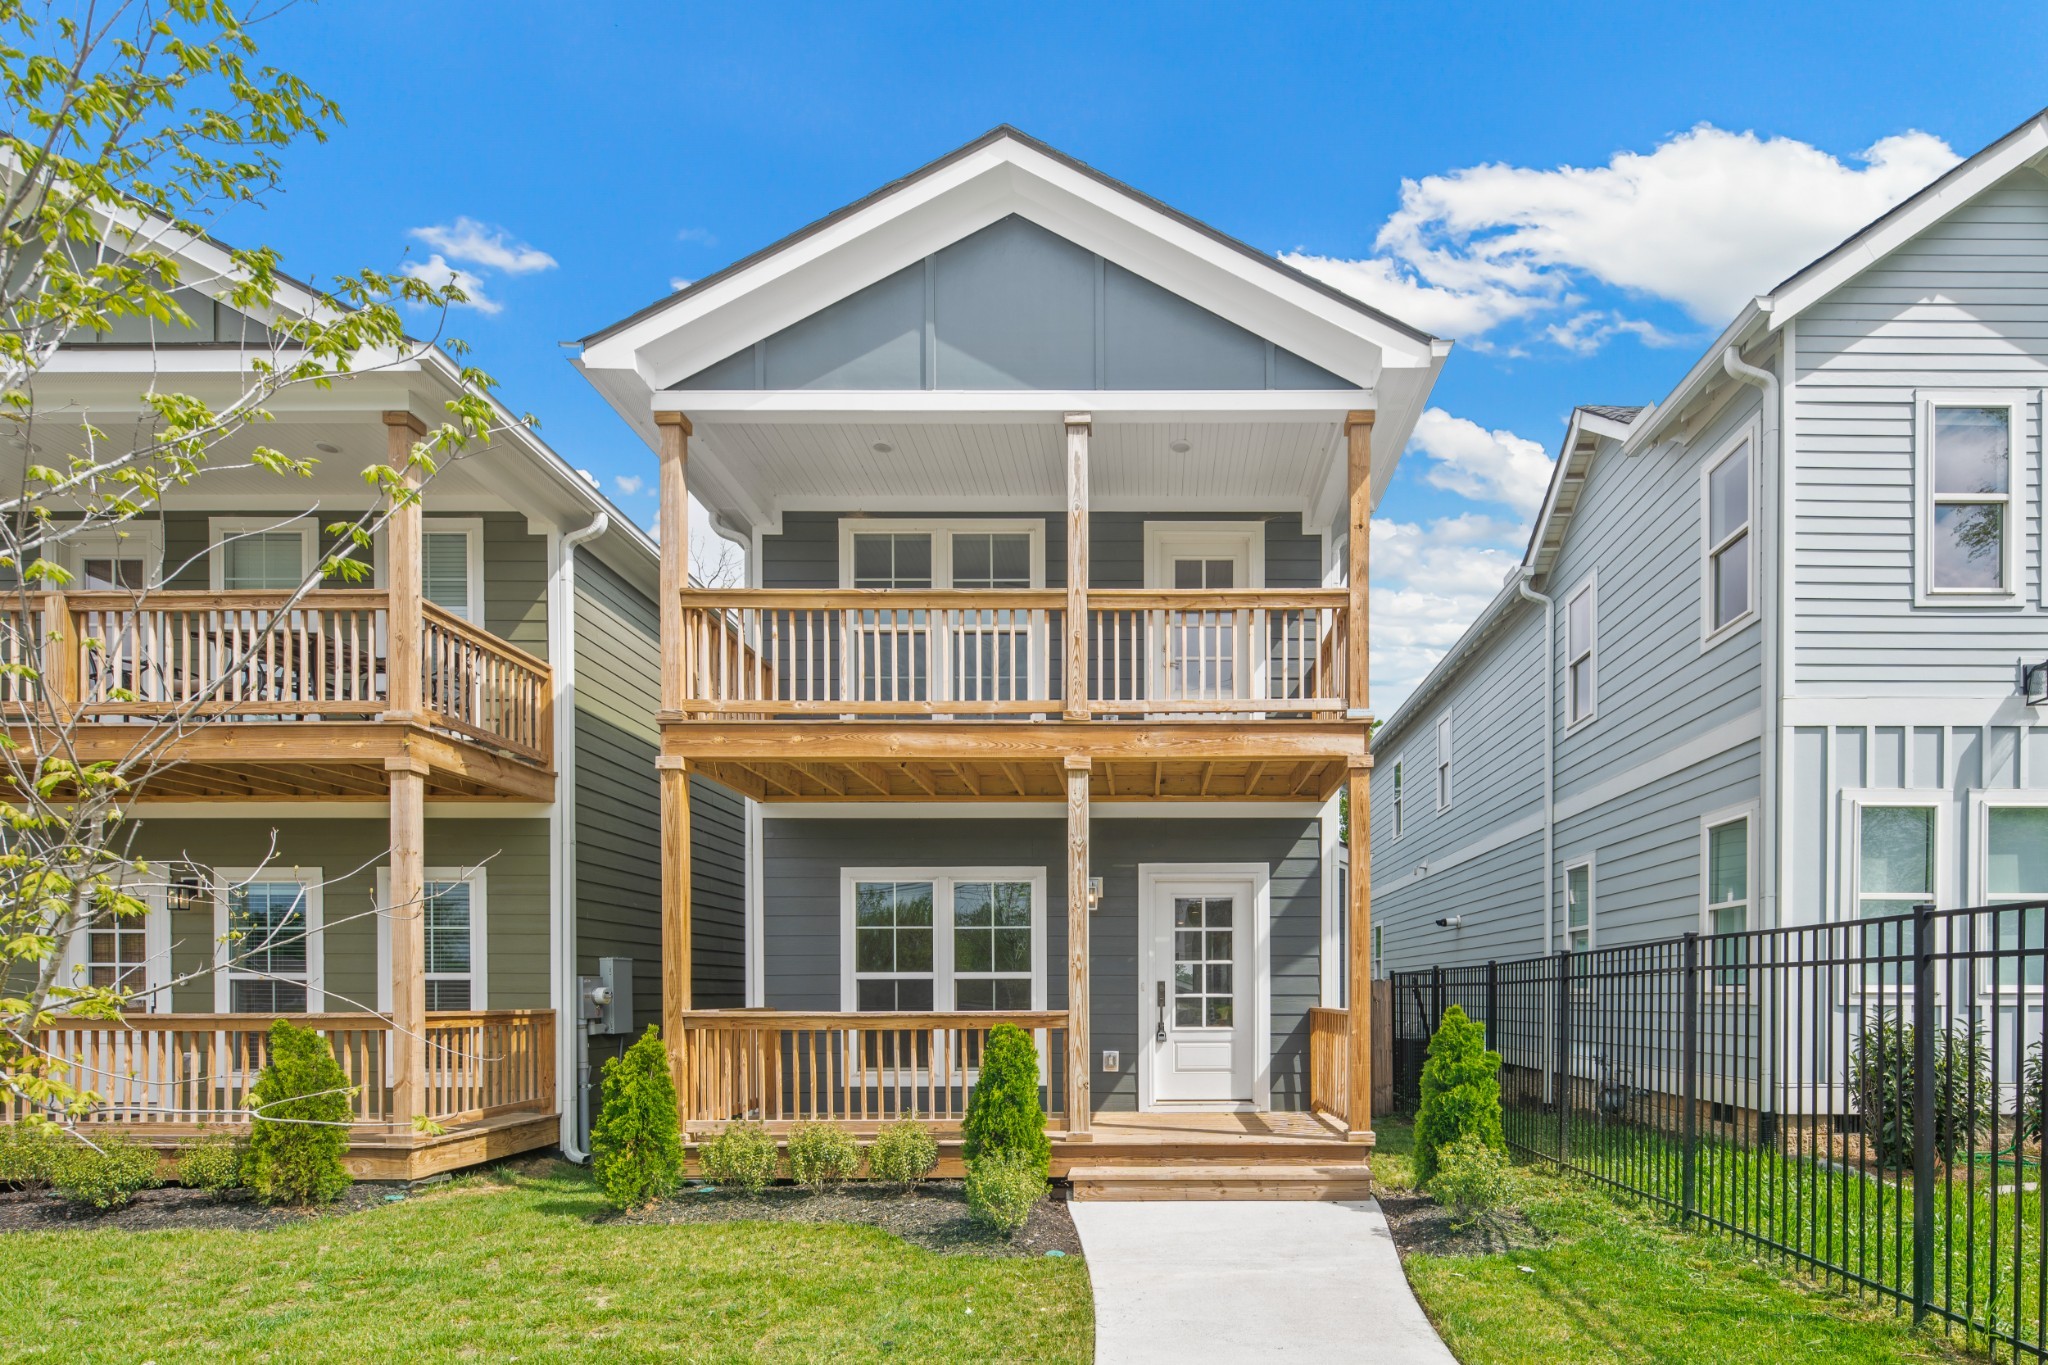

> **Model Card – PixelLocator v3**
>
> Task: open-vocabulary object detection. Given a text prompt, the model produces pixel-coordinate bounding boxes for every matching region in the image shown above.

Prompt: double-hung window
[1854,802,1939,990]
[1391,761,1404,840]
[1982,802,2048,990]
[1703,813,1752,986]
[214,869,322,1013]
[377,868,490,1013]
[422,519,484,624]
[840,521,1044,707]
[1702,434,1754,638]
[1565,578,1596,726]
[211,518,315,591]
[1434,714,1453,812]
[1564,861,1594,953]
[844,869,1044,1012]
[1918,393,2022,601]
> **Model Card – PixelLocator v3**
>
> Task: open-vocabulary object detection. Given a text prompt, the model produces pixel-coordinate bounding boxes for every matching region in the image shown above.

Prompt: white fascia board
[656,389,1371,423]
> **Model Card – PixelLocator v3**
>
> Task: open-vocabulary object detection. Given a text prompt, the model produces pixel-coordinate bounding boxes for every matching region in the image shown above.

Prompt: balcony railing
[0,591,553,764]
[677,588,1351,721]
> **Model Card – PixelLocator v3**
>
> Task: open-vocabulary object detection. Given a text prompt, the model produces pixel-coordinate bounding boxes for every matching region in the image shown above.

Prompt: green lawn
[0,1162,1093,1364]
[1376,1119,1977,1364]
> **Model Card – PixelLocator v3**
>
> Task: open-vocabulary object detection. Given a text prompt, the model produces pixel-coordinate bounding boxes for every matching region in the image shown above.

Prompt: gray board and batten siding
[759,817,1324,1111]
[674,215,1357,393]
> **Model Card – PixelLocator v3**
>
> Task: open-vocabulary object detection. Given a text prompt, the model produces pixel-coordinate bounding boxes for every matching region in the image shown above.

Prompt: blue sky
[218,0,2048,706]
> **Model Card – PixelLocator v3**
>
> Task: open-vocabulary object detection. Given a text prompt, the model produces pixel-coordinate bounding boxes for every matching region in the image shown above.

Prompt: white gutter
[551,510,610,1162]
[1720,345,1781,928]
[1515,567,1556,954]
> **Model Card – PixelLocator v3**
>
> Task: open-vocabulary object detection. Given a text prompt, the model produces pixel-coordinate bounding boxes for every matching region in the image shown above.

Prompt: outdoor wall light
[1087,876,1104,911]
[166,871,205,914]
[1434,914,1464,929]
[2026,658,2048,707]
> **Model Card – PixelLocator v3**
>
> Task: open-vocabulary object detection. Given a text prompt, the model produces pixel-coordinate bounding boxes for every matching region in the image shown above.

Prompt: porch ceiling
[686,753,1353,803]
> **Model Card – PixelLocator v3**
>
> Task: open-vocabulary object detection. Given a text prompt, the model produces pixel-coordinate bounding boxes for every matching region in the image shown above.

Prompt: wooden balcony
[9,1009,559,1180]
[2,590,555,800]
[667,587,1367,801]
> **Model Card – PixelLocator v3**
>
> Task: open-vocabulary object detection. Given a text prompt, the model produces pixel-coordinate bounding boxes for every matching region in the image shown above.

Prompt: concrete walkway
[1068,1199,1458,1364]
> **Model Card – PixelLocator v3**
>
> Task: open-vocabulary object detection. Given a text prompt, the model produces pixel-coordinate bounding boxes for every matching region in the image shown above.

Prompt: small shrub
[0,1120,61,1190]
[965,1150,1044,1236]
[1413,1005,1505,1187]
[50,1132,162,1209]
[173,1133,244,1196]
[2022,1041,2043,1145]
[1428,1132,1510,1228]
[591,1025,685,1209]
[1851,1009,1992,1169]
[241,1019,355,1206]
[786,1121,860,1193]
[962,1024,1050,1178]
[698,1121,780,1195]
[868,1114,940,1192]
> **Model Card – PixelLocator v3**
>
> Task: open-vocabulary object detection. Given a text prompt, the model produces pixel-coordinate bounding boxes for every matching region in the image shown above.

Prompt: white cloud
[1284,124,1958,348]
[669,276,693,292]
[400,254,500,315]
[1369,515,1522,711]
[410,217,557,275]
[1406,408,1555,517]
[614,473,646,497]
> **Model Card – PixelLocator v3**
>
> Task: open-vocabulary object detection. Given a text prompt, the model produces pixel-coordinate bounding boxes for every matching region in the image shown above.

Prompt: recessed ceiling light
[1169,439,1191,454]
[314,442,341,454]
[871,441,894,454]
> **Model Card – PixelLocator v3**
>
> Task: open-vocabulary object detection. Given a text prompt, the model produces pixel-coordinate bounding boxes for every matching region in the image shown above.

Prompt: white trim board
[759,802,1327,820]
[211,866,325,1013]
[836,866,1049,1012]
[374,865,491,1012]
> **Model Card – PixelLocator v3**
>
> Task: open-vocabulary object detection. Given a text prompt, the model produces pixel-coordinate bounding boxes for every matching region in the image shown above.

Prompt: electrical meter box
[577,956,635,1035]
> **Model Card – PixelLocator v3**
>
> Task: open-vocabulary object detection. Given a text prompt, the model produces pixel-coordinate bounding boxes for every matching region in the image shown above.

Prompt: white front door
[1141,872,1260,1107]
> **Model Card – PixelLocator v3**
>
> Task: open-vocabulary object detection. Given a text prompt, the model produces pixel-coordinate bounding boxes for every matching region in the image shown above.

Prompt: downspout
[552,511,610,1163]
[1721,344,1781,929]
[1515,568,1555,955]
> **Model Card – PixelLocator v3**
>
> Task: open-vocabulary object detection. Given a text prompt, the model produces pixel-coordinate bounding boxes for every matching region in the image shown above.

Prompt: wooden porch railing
[5,1009,556,1131]
[420,602,552,763]
[675,587,1351,720]
[1308,1005,1350,1123]
[674,1009,1069,1127]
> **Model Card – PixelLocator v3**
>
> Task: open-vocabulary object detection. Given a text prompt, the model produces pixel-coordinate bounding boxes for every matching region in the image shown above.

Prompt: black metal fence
[1391,901,2048,1360]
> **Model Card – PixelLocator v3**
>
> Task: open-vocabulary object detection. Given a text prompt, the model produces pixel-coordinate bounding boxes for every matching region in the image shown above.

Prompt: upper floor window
[1391,761,1404,839]
[840,520,1044,590]
[1702,434,1753,639]
[1565,578,1596,727]
[1434,714,1453,812]
[423,520,484,624]
[211,517,315,591]
[1917,393,2022,602]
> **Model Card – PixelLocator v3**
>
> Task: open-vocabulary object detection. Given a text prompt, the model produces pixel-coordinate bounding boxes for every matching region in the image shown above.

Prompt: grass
[1377,1118,1978,1364]
[0,1161,1093,1364]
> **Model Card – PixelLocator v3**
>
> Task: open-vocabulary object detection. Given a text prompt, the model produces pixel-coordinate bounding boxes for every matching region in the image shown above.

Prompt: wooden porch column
[1064,414,1090,720]
[1344,410,1375,1141]
[1065,755,1091,1137]
[387,754,429,1129]
[655,413,693,1105]
[383,412,426,720]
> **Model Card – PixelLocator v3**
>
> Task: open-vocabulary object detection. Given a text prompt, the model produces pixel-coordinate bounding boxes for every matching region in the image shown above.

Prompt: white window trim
[1699,422,1760,648]
[1699,802,1759,938]
[1968,792,2048,996]
[836,518,1047,589]
[837,866,1048,1012]
[1564,572,1597,731]
[421,516,486,624]
[207,515,318,591]
[1141,520,1266,591]
[1390,758,1405,841]
[212,866,324,1012]
[1562,855,1596,953]
[57,521,165,589]
[58,882,170,1010]
[1434,711,1454,813]
[1838,791,1951,925]
[374,866,490,1012]
[1912,389,2030,607]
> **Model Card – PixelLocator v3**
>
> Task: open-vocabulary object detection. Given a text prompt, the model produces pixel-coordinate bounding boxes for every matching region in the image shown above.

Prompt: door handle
[1155,980,1167,1043]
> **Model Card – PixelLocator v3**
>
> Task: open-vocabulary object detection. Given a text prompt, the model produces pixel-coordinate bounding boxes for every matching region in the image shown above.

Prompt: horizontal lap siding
[1793,173,2048,693]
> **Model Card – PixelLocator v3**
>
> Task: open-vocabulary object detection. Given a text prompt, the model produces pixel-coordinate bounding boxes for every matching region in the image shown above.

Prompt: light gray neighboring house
[1371,109,2048,977]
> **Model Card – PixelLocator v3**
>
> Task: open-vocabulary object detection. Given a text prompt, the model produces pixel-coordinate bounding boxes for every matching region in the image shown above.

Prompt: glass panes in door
[1172,896,1235,1027]
[225,882,312,1013]
[1989,807,2048,987]
[853,881,934,1011]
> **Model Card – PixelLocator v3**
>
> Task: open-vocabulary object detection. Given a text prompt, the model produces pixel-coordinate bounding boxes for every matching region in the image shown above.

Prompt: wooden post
[1064,414,1090,721]
[383,412,427,719]
[655,412,692,714]
[40,592,73,718]
[1065,754,1091,1137]
[1344,412,1373,718]
[1347,758,1373,1140]
[387,755,429,1131]
[660,757,693,1113]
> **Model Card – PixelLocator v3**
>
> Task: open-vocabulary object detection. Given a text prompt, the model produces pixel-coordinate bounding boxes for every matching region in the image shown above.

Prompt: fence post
[1680,932,1699,1225]
[1484,960,1499,1054]
[1555,948,1572,1161]
[1911,901,1936,1326]
[1432,964,1445,1033]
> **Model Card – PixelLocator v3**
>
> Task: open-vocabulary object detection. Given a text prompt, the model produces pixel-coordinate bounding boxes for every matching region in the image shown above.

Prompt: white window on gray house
[850,534,933,702]
[1566,580,1596,726]
[1434,715,1453,811]
[1928,405,2012,593]
[422,880,479,1011]
[1705,816,1749,985]
[949,533,1033,702]
[851,533,933,588]
[1704,438,1752,634]
[951,533,1032,589]
[1371,922,1384,979]
[423,527,479,623]
[79,908,150,994]
[1858,805,1935,989]
[1391,761,1404,839]
[220,878,316,1012]
[1988,806,2048,988]
[220,528,310,590]
[852,880,936,1011]
[952,879,1033,1010]
[1564,862,1593,953]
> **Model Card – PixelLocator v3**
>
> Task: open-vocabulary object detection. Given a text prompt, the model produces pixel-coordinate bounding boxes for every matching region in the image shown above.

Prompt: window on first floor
[845,870,1043,1013]
[1705,814,1750,986]
[378,868,490,1013]
[1857,803,1937,989]
[215,870,321,1013]
[1987,805,2048,989]
[1565,860,1594,953]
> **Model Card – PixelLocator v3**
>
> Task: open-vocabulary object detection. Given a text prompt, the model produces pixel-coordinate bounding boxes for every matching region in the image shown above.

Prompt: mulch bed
[618,1179,1084,1260]
[1377,1187,1544,1258]
[0,1181,399,1233]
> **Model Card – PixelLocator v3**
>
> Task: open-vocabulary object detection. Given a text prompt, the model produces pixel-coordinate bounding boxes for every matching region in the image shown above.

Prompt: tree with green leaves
[1413,1004,1505,1187]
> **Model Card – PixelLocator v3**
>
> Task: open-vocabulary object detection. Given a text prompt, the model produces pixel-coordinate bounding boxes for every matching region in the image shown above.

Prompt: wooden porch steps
[1065,1162,1376,1202]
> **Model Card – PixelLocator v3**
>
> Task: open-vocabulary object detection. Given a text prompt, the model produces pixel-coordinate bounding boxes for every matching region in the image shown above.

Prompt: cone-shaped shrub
[1413,1005,1505,1187]
[242,1019,354,1205]
[591,1024,685,1209]
[961,1023,1051,1176]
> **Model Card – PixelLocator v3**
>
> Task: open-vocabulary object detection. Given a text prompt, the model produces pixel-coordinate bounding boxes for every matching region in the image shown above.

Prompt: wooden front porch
[12,1010,560,1181]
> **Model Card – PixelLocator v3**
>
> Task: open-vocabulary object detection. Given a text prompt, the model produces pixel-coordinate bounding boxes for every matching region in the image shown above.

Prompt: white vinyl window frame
[1839,792,1948,998]
[1141,520,1267,592]
[419,516,486,624]
[57,521,164,590]
[58,882,170,1010]
[1969,792,2048,996]
[207,515,318,591]
[1699,422,1760,648]
[1564,573,1597,730]
[1700,803,1758,992]
[1913,389,2029,606]
[837,866,1048,1013]
[836,517,1047,590]
[211,866,324,1013]
[1563,855,1596,953]
[1434,711,1454,813]
[375,865,491,1013]
[1391,759,1404,840]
